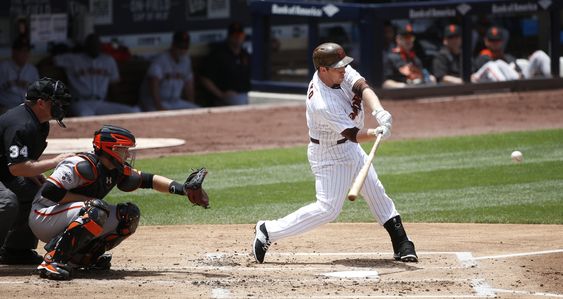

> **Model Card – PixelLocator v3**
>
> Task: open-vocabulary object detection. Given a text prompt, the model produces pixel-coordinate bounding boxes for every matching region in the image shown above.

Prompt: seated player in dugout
[471,26,551,82]
[432,24,463,84]
[28,125,209,280]
[383,23,436,88]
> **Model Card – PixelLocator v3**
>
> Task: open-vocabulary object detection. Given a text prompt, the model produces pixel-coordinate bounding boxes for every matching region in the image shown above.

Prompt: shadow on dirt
[0,265,230,280]
[332,258,420,271]
[0,265,37,277]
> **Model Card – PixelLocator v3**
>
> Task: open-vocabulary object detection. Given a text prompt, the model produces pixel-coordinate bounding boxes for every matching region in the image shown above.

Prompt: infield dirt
[1,89,562,298]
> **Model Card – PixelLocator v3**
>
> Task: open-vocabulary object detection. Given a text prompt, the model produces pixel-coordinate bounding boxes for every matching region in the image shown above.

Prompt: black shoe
[89,253,112,270]
[0,248,43,265]
[253,221,271,264]
[393,240,418,263]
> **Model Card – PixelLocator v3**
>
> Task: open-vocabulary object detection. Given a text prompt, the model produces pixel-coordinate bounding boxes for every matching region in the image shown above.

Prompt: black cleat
[253,221,271,264]
[394,240,418,263]
[88,253,112,270]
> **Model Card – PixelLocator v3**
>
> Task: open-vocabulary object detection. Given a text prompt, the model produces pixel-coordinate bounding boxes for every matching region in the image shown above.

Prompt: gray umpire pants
[0,177,40,250]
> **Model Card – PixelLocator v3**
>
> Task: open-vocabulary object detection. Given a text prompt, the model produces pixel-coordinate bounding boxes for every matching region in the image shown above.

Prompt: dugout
[250,0,563,98]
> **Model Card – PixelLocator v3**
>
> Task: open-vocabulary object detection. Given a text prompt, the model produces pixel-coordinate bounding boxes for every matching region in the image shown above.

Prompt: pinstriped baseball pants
[265,141,399,242]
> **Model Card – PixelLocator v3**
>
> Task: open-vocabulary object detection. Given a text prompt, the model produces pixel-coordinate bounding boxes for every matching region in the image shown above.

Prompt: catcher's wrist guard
[169,181,185,195]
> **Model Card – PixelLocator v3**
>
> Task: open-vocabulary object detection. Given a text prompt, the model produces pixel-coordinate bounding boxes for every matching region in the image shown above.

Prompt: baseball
[511,151,523,163]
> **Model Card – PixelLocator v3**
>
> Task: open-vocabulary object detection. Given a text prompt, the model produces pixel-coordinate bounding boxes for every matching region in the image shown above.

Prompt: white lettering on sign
[492,3,538,14]
[409,8,456,18]
[271,4,323,17]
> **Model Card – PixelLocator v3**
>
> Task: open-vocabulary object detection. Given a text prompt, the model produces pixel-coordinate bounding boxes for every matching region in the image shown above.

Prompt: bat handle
[347,134,383,201]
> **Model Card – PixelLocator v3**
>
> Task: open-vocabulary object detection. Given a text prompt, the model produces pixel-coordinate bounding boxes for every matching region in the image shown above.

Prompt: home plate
[322,270,380,280]
[43,138,185,154]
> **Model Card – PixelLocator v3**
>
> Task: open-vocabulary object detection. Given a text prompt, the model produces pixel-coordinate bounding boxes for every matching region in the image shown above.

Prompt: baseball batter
[253,42,417,264]
[0,36,39,111]
[29,125,209,280]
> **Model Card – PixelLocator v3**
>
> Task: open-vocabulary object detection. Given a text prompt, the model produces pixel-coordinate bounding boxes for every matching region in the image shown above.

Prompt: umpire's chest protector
[71,153,122,199]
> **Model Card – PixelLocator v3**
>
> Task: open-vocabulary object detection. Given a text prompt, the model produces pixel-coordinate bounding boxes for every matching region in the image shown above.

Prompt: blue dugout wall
[250,0,562,94]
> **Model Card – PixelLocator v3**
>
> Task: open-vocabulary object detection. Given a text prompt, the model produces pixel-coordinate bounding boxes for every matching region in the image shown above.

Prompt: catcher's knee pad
[80,199,110,224]
[116,202,140,236]
[87,202,140,252]
[44,200,110,263]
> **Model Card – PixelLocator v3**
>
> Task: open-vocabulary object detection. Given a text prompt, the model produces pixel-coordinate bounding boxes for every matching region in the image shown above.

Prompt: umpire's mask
[26,77,72,128]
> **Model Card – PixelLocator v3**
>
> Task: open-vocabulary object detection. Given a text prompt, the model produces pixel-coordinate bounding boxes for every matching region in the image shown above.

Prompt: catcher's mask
[25,77,72,128]
[93,125,136,173]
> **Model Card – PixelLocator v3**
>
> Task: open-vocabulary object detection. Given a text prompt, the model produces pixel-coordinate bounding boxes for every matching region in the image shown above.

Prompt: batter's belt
[310,137,347,145]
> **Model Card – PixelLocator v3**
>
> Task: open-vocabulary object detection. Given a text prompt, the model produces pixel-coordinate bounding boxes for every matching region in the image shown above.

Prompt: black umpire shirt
[432,47,461,82]
[383,48,425,83]
[0,104,49,182]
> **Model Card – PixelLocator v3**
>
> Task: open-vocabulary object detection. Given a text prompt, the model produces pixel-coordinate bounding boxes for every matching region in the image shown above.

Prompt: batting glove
[373,125,391,139]
[373,109,392,129]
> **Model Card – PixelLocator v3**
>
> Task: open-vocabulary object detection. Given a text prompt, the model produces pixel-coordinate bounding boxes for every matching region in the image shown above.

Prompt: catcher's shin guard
[103,202,141,250]
[383,215,418,262]
[70,202,140,269]
[44,199,109,265]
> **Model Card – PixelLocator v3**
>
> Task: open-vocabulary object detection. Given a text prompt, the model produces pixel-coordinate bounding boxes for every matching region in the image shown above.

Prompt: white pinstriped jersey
[0,60,39,109]
[54,53,119,101]
[306,65,364,142]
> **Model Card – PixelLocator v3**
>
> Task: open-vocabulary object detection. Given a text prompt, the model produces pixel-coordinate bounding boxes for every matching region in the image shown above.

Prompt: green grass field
[106,129,563,225]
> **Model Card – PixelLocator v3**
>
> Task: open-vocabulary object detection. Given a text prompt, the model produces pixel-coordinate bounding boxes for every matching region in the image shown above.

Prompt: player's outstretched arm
[126,169,209,208]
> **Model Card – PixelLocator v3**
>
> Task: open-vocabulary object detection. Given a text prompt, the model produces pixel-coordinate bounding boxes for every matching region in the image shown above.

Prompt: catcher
[28,125,208,280]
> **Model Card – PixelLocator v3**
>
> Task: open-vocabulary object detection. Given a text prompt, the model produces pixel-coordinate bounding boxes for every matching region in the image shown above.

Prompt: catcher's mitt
[183,168,209,208]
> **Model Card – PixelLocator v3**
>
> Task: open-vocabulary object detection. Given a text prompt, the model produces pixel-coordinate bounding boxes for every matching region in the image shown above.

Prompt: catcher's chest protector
[72,153,123,199]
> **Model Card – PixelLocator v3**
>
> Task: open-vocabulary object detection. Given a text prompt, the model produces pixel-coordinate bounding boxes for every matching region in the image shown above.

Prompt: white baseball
[511,151,523,163]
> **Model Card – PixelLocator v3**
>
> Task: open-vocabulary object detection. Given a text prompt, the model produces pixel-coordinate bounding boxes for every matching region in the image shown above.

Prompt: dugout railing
[249,0,562,99]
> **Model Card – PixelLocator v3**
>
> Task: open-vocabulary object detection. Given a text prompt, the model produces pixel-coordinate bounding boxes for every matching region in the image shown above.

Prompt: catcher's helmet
[312,42,353,69]
[93,125,136,166]
[26,77,72,127]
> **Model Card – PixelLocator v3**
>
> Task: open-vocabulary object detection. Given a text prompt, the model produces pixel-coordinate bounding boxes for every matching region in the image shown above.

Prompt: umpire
[0,77,73,264]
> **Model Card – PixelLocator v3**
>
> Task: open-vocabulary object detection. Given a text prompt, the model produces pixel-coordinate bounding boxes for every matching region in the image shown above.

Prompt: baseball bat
[347,133,383,201]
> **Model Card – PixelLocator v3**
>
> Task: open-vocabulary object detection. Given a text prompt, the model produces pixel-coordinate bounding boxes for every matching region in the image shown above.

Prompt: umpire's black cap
[26,77,71,105]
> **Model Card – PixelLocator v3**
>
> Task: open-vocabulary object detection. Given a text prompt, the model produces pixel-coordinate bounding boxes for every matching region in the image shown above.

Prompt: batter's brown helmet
[312,42,353,69]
